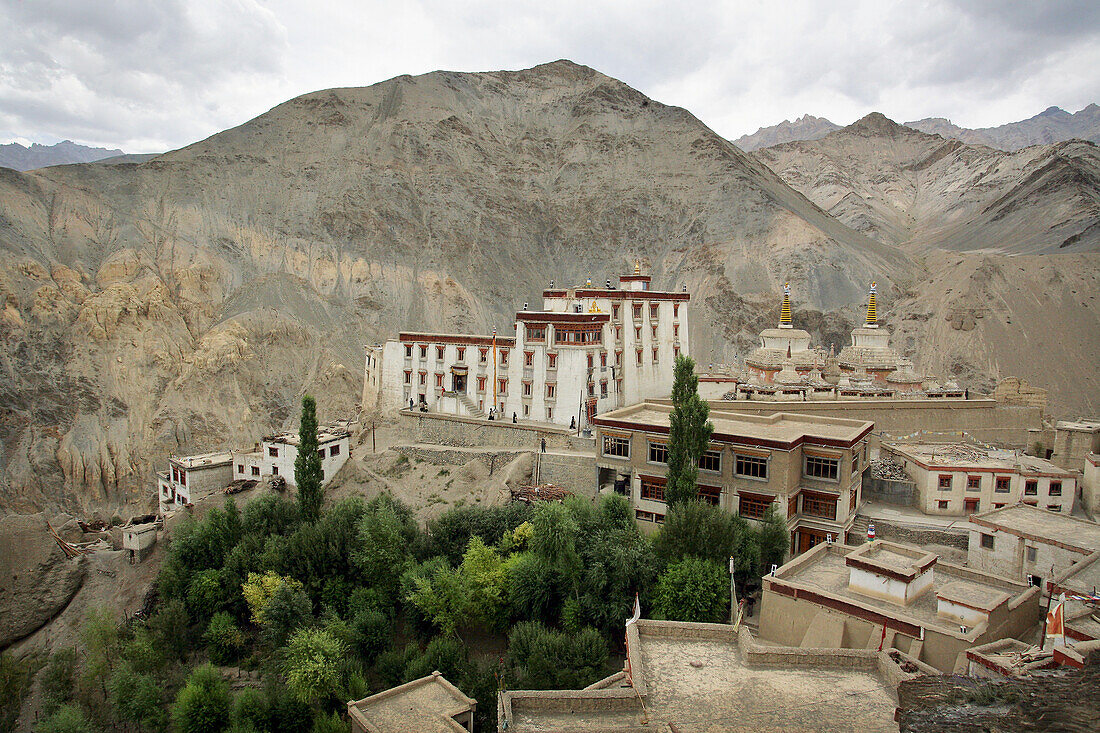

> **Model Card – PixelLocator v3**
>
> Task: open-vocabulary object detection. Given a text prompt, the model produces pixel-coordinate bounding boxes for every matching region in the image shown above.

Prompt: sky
[1,0,1098,153]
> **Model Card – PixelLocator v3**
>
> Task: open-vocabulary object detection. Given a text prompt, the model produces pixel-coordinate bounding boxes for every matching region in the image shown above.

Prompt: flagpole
[492,327,498,414]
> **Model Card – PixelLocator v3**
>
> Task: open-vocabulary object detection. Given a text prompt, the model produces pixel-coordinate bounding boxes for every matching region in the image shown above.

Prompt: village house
[1050,418,1100,471]
[591,401,873,554]
[758,539,1041,673]
[158,451,234,512]
[967,503,1100,589]
[1047,550,1100,643]
[362,265,689,430]
[232,428,350,487]
[881,442,1078,517]
[347,671,475,733]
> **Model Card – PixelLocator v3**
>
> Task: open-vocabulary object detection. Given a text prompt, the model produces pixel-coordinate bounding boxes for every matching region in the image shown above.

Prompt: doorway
[797,528,829,554]
[452,373,466,392]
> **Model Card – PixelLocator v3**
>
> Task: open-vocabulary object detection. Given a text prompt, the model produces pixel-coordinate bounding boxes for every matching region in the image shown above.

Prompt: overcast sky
[1,0,1098,153]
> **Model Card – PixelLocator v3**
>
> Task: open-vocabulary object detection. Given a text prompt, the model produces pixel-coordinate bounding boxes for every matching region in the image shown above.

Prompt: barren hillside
[0,61,912,514]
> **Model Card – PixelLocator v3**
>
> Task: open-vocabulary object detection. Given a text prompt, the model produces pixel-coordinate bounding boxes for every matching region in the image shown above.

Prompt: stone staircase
[454,392,486,419]
[849,514,872,544]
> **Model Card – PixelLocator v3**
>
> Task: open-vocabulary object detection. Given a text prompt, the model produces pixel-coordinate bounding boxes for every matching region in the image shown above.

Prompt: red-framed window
[403,370,412,384]
[524,351,534,366]
[636,349,643,366]
[436,345,445,360]
[457,347,465,361]
[498,378,508,394]
[640,476,666,502]
[479,348,488,364]
[548,353,557,368]
[477,376,486,392]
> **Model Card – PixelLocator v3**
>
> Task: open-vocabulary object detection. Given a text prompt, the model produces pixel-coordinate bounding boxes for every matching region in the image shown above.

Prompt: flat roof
[970,504,1100,553]
[1052,551,1100,594]
[169,451,233,468]
[593,402,873,449]
[773,543,1031,636]
[506,624,897,732]
[1055,419,1100,432]
[347,672,474,733]
[884,443,1074,475]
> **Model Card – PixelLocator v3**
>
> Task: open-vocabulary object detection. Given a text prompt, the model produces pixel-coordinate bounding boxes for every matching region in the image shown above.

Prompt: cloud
[0,0,1097,152]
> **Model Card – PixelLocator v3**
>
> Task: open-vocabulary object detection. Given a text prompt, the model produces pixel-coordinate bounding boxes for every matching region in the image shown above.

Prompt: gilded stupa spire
[865,281,878,328]
[779,282,792,328]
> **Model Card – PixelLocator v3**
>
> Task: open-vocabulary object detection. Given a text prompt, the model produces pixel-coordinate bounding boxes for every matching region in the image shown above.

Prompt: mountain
[0,60,912,514]
[0,140,125,171]
[733,115,841,151]
[905,104,1100,151]
[754,112,1100,254]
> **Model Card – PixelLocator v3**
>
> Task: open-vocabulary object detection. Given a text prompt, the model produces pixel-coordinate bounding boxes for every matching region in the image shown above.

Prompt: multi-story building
[232,428,350,487]
[364,266,689,429]
[591,401,873,554]
[158,451,234,512]
[759,539,1041,673]
[967,503,1100,589]
[882,443,1078,517]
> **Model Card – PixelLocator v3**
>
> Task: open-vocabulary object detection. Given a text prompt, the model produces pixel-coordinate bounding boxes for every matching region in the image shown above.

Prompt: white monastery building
[363,266,690,429]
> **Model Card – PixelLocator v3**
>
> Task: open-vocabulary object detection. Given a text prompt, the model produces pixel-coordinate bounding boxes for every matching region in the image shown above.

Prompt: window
[965,498,979,513]
[648,441,668,464]
[995,476,1010,493]
[527,325,545,342]
[697,485,721,506]
[1027,546,1038,562]
[738,493,773,520]
[600,352,607,367]
[524,351,534,367]
[937,500,949,510]
[318,448,325,458]
[673,303,679,318]
[546,383,556,398]
[269,446,279,457]
[615,325,622,340]
[652,347,659,363]
[272,466,279,476]
[735,454,768,479]
[587,353,594,369]
[419,345,428,358]
[980,533,995,549]
[650,304,659,319]
[673,324,679,339]
[633,304,642,320]
[251,466,260,476]
[499,350,508,365]
[602,435,630,458]
[636,349,643,366]
[1047,505,1062,512]
[612,304,620,320]
[498,378,507,394]
[600,380,608,398]
[477,376,486,392]
[699,449,722,473]
[938,475,953,490]
[546,407,553,420]
[405,344,413,358]
[237,464,244,473]
[436,373,444,387]
[994,503,1006,509]
[436,345,445,360]
[1024,480,1038,495]
[419,371,426,385]
[640,477,665,502]
[615,351,622,367]
[330,445,340,457]
[636,509,654,522]
[587,381,595,397]
[523,404,529,417]
[548,353,557,369]
[1049,481,1062,497]
[651,324,658,339]
[852,453,860,474]
[457,347,465,361]
[635,326,642,341]
[522,382,532,396]
[479,348,488,364]
[674,345,680,358]
[804,455,840,481]
[803,493,837,520]
[967,476,981,491]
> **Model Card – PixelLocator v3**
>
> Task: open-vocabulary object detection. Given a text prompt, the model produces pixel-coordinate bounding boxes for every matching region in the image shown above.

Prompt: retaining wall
[863,477,917,506]
[537,453,598,497]
[852,518,969,550]
[400,411,594,451]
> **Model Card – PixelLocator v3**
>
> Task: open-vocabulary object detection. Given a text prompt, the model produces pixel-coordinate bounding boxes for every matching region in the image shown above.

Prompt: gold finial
[779,282,792,328]
[634,260,641,275]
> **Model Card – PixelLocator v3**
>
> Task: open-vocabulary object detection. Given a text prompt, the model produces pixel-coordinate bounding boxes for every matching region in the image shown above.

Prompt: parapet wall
[849,517,969,550]
[400,411,594,451]
[650,398,1042,449]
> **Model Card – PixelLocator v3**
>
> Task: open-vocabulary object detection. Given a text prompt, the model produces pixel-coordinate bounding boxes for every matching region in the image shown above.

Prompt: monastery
[363,265,688,429]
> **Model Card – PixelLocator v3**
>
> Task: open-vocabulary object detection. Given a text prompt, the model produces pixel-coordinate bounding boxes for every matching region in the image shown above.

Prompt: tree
[171,663,231,733]
[34,703,100,733]
[295,394,324,523]
[664,355,714,505]
[205,613,246,665]
[39,648,79,716]
[242,572,306,626]
[505,621,608,690]
[107,663,166,731]
[402,557,471,636]
[653,500,740,567]
[260,581,313,648]
[458,537,509,629]
[653,557,728,623]
[354,493,417,607]
[282,628,348,706]
[757,504,789,577]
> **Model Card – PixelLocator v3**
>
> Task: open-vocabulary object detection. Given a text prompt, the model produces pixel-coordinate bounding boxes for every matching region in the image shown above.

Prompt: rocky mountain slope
[754,113,1100,254]
[906,104,1100,150]
[0,60,913,514]
[0,140,125,171]
[733,114,841,152]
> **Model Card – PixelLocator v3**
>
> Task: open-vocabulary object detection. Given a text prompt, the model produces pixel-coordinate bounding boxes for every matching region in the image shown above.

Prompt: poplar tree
[295,394,324,523]
[665,355,714,505]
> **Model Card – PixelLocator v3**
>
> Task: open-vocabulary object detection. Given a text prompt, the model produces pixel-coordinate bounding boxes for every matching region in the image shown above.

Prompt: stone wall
[400,410,595,451]
[992,377,1048,412]
[863,477,916,506]
[392,444,528,469]
[537,452,598,498]
[851,517,968,550]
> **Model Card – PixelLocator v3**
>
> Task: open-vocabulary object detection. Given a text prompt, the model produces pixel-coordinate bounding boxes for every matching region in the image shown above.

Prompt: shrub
[205,612,246,665]
[34,703,99,733]
[282,628,348,706]
[171,663,231,733]
[653,556,728,623]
